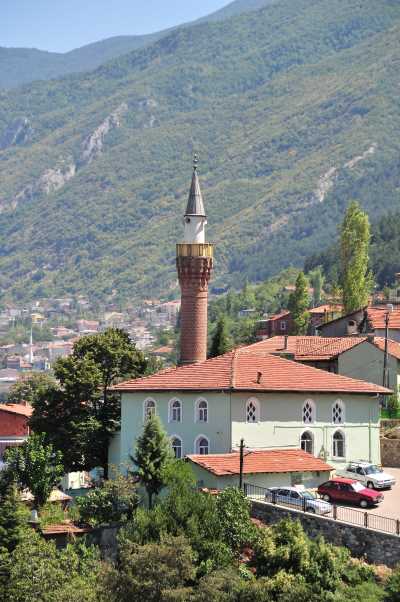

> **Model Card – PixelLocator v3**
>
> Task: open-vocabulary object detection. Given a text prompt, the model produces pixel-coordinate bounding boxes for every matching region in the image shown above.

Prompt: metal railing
[244,482,400,536]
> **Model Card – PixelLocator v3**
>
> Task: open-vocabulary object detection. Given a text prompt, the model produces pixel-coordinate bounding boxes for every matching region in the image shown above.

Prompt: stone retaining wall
[381,437,400,467]
[251,500,400,567]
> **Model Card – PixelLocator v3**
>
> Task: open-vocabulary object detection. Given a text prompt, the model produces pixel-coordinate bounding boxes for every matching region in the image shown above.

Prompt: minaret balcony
[176,243,214,259]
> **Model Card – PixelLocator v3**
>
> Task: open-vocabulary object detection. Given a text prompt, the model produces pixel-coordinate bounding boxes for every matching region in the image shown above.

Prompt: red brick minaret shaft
[176,159,213,365]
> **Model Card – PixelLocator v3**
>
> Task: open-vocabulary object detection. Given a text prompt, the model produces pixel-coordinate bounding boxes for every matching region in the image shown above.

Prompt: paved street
[364,467,400,520]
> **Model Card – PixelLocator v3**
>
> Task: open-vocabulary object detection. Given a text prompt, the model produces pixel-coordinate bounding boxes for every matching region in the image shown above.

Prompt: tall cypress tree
[340,201,372,314]
[130,415,172,509]
[288,272,310,335]
[209,315,232,358]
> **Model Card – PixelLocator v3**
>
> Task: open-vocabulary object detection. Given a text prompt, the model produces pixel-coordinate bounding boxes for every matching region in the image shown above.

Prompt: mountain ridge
[0,0,399,305]
[0,0,278,89]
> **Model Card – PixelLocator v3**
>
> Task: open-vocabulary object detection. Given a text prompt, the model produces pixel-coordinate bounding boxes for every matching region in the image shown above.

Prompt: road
[364,467,400,520]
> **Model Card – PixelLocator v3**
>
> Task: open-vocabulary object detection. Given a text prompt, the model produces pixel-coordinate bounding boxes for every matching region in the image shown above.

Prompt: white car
[336,462,396,490]
[265,486,332,515]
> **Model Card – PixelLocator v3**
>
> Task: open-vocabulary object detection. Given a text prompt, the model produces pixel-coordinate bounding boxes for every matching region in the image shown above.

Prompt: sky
[1,0,231,53]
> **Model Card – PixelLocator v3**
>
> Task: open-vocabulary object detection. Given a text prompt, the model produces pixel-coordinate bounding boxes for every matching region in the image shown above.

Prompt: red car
[317,478,384,508]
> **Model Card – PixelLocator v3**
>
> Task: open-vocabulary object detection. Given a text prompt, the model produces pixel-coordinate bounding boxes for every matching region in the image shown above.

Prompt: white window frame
[332,399,345,425]
[195,398,208,423]
[245,397,260,423]
[194,434,210,455]
[280,321,287,331]
[143,397,156,422]
[302,399,316,424]
[332,429,346,459]
[171,435,183,459]
[168,398,182,423]
[300,430,314,455]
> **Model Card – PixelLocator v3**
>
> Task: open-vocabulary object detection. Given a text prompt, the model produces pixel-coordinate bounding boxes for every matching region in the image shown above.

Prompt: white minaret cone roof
[185,166,206,217]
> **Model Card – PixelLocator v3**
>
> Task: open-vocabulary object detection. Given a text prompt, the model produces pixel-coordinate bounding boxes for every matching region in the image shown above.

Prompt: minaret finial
[193,152,199,171]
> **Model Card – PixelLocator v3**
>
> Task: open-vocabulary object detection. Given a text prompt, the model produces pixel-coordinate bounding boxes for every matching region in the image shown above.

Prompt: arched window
[169,398,182,423]
[301,431,314,455]
[171,436,182,459]
[196,399,208,423]
[332,430,345,458]
[332,399,345,424]
[144,398,156,421]
[195,435,209,455]
[246,398,260,423]
[302,399,315,424]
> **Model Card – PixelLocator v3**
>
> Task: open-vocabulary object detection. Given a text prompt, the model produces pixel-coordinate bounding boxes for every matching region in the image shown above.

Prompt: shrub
[76,474,138,526]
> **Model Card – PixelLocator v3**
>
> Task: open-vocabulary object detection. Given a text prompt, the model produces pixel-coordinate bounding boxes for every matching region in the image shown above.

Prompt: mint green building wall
[108,431,121,477]
[338,341,398,392]
[116,389,381,473]
[119,391,231,471]
[231,392,380,468]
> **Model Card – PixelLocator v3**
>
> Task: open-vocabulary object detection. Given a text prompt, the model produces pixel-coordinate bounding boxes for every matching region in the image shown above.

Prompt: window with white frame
[169,398,182,422]
[195,436,209,455]
[280,321,286,331]
[300,430,314,455]
[246,398,260,423]
[144,398,156,421]
[196,399,208,423]
[171,436,182,459]
[332,430,345,458]
[302,399,315,424]
[332,399,345,424]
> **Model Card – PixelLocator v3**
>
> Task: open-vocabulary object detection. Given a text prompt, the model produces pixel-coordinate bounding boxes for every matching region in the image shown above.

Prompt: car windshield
[351,482,365,492]
[364,465,382,475]
[301,491,316,500]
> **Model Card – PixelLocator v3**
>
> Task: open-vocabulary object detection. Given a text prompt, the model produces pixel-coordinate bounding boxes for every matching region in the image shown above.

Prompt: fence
[244,482,400,536]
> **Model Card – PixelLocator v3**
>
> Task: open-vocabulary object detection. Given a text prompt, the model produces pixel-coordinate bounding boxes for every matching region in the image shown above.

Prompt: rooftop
[113,347,390,395]
[0,403,32,417]
[187,448,332,476]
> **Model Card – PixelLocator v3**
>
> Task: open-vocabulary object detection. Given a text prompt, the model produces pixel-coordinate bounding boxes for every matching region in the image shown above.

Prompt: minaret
[176,156,213,365]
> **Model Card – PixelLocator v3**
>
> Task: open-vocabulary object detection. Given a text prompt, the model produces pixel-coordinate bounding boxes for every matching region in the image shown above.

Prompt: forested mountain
[0,0,399,305]
[0,0,277,89]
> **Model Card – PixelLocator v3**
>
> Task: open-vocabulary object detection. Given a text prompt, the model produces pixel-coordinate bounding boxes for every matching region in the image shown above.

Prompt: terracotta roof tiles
[187,449,332,476]
[113,347,390,394]
[0,403,32,417]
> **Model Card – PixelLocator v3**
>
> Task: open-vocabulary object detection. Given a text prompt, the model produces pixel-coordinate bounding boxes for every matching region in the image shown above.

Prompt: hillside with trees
[0,0,399,305]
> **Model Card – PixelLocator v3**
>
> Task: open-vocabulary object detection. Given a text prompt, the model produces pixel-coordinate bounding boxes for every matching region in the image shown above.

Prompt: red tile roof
[187,449,332,476]
[367,306,400,329]
[308,304,343,315]
[113,347,390,394]
[248,335,400,362]
[0,403,32,417]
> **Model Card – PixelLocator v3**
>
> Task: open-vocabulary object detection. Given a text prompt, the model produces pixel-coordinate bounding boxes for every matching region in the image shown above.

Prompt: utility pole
[239,438,245,490]
[383,304,393,392]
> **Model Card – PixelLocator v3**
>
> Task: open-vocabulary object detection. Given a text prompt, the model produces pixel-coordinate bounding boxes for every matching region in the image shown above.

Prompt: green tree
[30,328,147,476]
[309,267,324,307]
[288,272,310,334]
[7,372,57,406]
[385,566,400,602]
[0,483,29,591]
[4,529,101,602]
[215,488,257,555]
[102,535,195,602]
[4,433,64,511]
[76,474,139,526]
[340,201,372,314]
[130,415,172,508]
[209,315,232,358]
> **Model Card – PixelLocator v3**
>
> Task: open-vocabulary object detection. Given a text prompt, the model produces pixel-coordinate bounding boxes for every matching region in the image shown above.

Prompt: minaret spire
[176,158,214,365]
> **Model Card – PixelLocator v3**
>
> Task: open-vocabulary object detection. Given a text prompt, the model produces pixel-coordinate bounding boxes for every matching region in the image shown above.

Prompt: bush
[215,488,257,554]
[385,567,400,602]
[76,474,138,526]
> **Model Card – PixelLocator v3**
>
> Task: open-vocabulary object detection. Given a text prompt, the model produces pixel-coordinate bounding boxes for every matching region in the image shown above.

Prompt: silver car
[265,486,332,515]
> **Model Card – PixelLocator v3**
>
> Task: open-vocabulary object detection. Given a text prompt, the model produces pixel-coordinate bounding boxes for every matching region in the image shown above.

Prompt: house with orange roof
[0,403,32,469]
[317,305,400,342]
[110,347,391,489]
[246,335,400,394]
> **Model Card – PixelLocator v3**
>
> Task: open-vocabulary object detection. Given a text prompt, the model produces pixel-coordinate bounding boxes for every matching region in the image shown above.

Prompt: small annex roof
[367,306,400,330]
[187,448,332,476]
[185,168,206,217]
[113,347,391,395]
[0,403,32,417]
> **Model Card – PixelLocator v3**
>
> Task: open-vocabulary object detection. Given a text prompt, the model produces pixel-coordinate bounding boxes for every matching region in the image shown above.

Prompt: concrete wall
[108,431,122,475]
[338,341,398,392]
[318,310,364,337]
[381,437,400,467]
[251,500,400,568]
[231,391,380,468]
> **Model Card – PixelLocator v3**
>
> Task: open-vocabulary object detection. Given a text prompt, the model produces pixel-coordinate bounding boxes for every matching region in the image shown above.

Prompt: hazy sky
[1,0,231,53]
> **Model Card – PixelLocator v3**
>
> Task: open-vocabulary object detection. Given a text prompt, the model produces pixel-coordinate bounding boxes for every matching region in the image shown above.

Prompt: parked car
[265,486,332,515]
[336,461,395,489]
[317,478,384,508]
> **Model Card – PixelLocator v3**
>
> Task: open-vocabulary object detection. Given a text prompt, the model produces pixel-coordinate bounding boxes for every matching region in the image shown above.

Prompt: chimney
[284,335,288,350]
[257,371,262,384]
